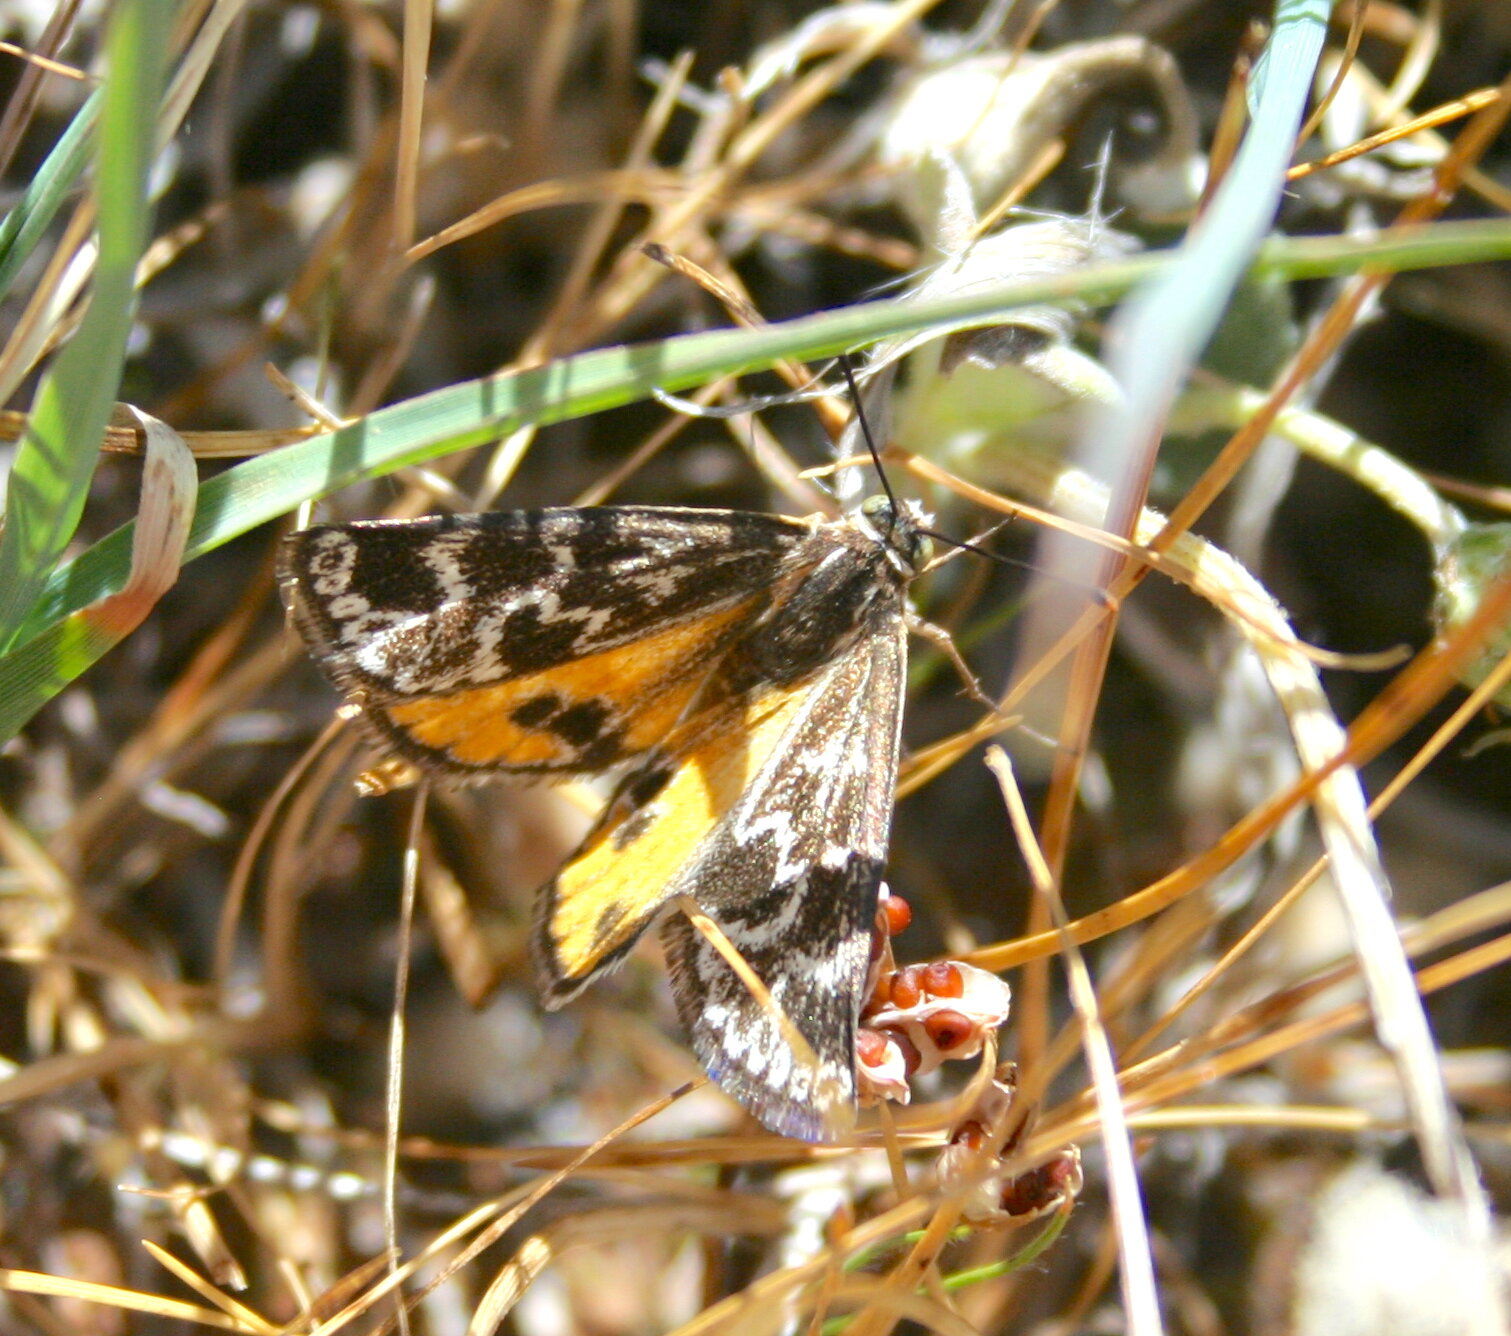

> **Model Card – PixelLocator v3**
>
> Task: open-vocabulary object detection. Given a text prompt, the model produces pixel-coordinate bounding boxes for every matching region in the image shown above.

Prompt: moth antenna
[925,525,1116,609]
[832,359,1113,601]
[837,355,904,539]
[923,525,1018,571]
[838,357,1043,576]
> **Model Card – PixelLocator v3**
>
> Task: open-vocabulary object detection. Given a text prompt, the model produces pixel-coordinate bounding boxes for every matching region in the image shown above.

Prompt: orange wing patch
[538,680,812,993]
[382,596,764,771]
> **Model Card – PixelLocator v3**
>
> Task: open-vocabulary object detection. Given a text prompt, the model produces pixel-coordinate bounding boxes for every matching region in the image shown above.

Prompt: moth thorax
[734,538,890,688]
[856,495,932,578]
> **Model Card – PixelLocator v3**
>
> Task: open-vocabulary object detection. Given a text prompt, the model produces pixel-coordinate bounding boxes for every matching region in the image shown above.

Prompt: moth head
[857,494,933,578]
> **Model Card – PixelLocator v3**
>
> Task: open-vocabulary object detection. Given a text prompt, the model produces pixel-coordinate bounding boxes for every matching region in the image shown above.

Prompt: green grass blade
[7,251,1163,651]
[0,413,196,745]
[0,0,171,649]
[0,616,128,744]
[1099,0,1329,455]
[0,89,100,301]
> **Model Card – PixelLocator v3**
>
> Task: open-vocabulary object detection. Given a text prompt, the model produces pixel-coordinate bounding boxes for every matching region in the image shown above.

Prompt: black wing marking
[659,614,907,1141]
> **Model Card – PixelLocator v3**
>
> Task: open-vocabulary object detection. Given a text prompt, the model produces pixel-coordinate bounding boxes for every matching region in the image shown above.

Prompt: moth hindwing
[279,497,930,1140]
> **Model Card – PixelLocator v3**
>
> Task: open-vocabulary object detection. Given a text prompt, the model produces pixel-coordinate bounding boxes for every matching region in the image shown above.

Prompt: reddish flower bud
[921,961,964,998]
[951,1119,987,1152]
[923,1009,972,1051]
[890,966,923,1009]
[881,894,912,936]
[856,1027,891,1068]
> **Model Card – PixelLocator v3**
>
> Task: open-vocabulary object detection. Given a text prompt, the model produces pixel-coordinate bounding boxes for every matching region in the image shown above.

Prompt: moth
[279,494,928,1140]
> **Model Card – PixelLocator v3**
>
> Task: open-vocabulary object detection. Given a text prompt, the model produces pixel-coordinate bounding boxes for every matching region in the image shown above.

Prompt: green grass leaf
[0,89,99,303]
[0,0,170,649]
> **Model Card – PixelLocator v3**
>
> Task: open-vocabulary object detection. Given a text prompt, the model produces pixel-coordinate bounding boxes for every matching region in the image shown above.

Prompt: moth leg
[906,614,999,712]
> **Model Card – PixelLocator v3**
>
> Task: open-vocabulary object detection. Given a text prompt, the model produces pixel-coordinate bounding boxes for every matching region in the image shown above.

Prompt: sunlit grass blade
[0,0,170,649]
[0,89,99,302]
